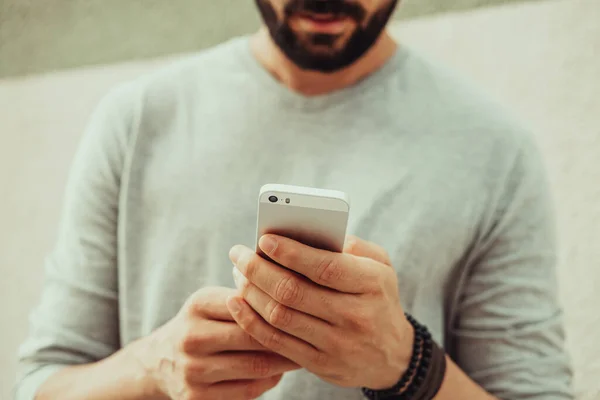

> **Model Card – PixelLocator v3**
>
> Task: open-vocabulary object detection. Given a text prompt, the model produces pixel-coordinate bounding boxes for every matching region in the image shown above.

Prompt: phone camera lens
[269,196,278,203]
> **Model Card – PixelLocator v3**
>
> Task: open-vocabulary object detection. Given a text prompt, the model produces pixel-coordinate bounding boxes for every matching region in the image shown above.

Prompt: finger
[185,287,239,321]
[187,352,298,384]
[233,268,335,350]
[230,247,342,321]
[181,320,267,355]
[204,374,283,400]
[227,296,328,374]
[343,235,392,266]
[253,235,380,293]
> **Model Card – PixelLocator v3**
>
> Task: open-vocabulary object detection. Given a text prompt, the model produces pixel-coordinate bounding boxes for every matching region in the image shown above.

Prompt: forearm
[432,355,497,400]
[35,339,164,400]
[391,325,496,400]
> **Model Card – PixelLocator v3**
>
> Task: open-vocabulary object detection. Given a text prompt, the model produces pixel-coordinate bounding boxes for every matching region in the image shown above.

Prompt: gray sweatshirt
[16,36,573,399]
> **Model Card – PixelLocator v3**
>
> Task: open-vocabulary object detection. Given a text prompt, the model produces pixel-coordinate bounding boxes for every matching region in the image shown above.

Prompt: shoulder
[86,36,247,149]
[395,45,542,175]
[126,35,247,98]
[98,36,246,121]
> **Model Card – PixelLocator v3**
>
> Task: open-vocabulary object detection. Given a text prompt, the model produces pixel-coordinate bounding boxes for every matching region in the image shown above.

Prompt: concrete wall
[0,0,540,78]
[1,0,599,398]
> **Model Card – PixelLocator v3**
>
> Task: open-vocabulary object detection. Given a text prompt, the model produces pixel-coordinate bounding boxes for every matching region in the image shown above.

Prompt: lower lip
[297,16,350,34]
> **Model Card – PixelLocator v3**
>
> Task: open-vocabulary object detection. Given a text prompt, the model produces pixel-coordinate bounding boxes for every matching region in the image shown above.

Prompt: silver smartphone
[255,184,350,258]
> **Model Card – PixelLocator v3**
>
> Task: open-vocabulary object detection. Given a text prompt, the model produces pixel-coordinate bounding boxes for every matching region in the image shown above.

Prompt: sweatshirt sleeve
[451,134,575,399]
[14,85,136,400]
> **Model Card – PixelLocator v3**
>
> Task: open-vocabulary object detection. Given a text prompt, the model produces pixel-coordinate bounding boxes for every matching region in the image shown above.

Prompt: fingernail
[229,245,242,263]
[227,296,242,314]
[259,235,278,255]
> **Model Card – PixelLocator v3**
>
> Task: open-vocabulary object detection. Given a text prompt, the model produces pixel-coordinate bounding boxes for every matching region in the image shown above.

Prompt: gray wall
[0,0,536,78]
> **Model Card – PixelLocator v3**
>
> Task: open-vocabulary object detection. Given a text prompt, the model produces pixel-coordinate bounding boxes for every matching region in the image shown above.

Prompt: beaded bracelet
[361,313,446,400]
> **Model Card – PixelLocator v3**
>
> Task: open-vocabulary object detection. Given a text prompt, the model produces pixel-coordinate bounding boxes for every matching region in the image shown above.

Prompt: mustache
[285,0,366,20]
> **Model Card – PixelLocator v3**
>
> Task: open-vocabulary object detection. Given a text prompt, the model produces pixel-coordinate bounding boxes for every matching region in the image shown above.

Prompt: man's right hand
[138,287,299,400]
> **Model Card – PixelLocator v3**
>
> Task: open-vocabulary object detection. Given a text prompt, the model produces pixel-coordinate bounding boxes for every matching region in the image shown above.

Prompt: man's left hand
[226,234,414,390]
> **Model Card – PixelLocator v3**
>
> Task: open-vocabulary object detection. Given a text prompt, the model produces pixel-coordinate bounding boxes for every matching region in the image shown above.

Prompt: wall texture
[0,0,540,78]
[1,0,599,398]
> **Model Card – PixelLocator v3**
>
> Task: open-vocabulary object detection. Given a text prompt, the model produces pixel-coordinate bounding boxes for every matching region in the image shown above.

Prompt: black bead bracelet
[361,313,446,400]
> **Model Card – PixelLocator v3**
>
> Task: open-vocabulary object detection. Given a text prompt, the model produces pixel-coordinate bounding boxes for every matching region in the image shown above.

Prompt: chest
[119,112,485,340]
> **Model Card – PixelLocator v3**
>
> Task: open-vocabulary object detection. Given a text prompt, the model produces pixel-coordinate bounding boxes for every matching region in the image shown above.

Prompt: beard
[255,0,398,73]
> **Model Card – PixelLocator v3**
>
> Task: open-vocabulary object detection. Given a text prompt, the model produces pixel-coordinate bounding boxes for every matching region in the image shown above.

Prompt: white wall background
[1,0,598,398]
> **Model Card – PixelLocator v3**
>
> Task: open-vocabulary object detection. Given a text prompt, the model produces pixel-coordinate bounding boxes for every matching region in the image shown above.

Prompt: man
[16,0,574,399]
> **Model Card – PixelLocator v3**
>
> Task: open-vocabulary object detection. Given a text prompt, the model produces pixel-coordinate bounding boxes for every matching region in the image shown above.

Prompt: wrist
[125,331,170,400]
[372,318,416,390]
[362,313,447,400]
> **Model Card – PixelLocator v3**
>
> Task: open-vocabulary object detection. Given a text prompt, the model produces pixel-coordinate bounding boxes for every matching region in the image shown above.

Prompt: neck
[250,27,398,96]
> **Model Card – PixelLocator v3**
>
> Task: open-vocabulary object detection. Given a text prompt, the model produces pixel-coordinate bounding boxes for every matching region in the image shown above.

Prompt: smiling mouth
[294,13,352,34]
[300,12,347,21]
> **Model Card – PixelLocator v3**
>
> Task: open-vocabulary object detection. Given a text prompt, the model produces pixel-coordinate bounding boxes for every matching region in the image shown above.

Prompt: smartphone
[255,184,350,258]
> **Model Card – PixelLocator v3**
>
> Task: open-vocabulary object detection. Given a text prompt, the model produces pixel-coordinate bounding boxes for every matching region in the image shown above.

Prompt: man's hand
[138,286,299,400]
[226,235,413,390]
